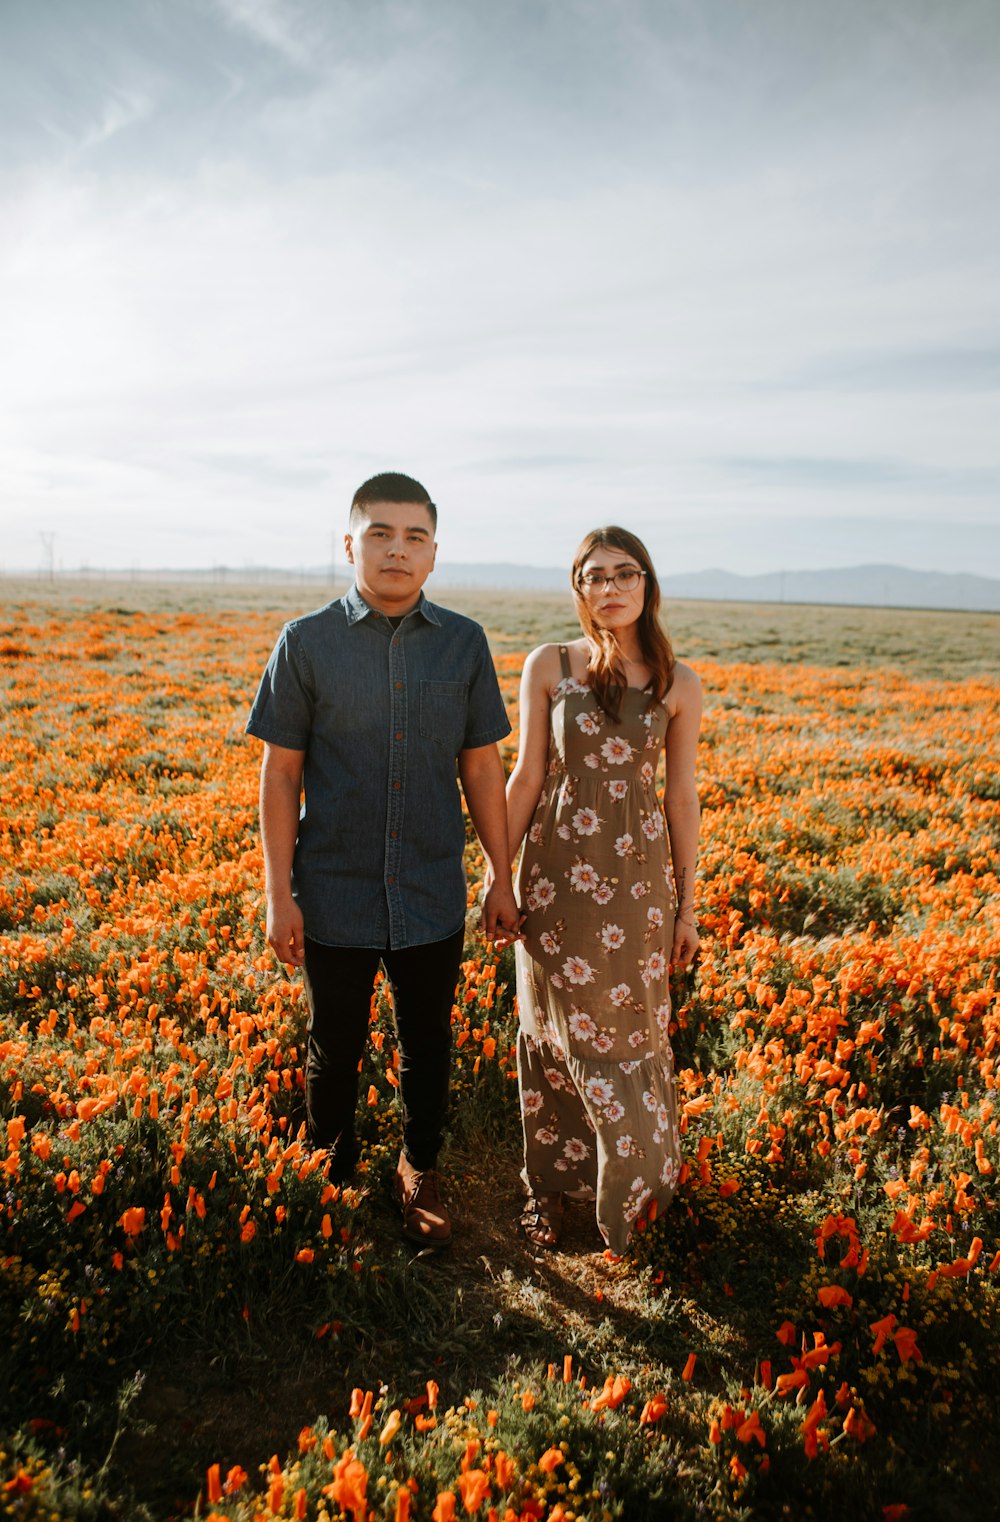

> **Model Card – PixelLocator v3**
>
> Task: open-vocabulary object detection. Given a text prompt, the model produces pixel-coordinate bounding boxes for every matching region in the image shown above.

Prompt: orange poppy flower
[457,1469,492,1512]
[816,1285,852,1309]
[205,1464,223,1504]
[379,1409,402,1446]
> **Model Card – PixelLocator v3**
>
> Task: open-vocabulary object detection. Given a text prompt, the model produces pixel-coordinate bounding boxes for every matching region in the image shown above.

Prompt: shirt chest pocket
[419,679,469,751]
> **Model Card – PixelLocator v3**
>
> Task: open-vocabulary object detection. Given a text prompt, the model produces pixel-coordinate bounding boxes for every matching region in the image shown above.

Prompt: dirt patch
[111,1141,684,1517]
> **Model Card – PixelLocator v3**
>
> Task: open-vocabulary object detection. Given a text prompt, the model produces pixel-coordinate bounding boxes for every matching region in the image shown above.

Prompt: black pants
[302,929,464,1177]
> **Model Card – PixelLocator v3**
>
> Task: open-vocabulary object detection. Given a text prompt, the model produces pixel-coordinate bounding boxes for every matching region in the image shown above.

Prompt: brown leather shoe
[394,1152,452,1248]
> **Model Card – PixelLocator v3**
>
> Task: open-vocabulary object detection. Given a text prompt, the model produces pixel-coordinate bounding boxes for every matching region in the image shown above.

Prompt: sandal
[520,1191,565,1250]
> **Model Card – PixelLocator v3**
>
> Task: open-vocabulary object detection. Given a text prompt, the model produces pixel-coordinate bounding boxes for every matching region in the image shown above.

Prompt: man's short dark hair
[350,472,437,532]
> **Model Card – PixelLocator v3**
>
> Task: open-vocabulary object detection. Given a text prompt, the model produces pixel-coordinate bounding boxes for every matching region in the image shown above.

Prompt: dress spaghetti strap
[558,644,572,679]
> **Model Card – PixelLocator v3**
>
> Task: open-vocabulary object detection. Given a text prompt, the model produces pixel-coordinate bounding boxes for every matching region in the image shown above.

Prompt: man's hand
[259,743,306,968]
[458,743,521,947]
[266,895,306,969]
[480,878,523,946]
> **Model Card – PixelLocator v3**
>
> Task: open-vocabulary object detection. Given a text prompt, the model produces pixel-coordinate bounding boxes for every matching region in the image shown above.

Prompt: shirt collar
[343,584,441,627]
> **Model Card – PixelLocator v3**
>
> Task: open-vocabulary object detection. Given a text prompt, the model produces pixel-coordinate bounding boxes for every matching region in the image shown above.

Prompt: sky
[1,0,999,579]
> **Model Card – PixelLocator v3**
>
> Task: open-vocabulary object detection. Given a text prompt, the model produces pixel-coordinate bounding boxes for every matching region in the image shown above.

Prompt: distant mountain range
[427,561,1000,612]
[33,561,1000,612]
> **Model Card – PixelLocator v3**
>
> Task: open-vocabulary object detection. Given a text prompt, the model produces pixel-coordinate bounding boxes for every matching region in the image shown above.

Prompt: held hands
[479,869,525,948]
[670,912,700,974]
[266,895,306,969]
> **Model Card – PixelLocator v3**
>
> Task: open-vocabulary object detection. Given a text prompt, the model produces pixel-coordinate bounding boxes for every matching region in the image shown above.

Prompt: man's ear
[344,533,355,565]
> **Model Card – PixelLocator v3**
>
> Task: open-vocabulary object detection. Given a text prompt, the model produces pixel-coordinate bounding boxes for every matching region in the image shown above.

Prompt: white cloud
[1,0,998,575]
[212,0,320,69]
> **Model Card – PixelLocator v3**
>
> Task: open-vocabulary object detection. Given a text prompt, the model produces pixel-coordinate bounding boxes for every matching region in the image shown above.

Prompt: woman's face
[577,546,647,632]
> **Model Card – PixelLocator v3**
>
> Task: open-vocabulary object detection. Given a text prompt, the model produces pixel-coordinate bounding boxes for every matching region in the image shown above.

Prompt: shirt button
[395,681,403,689]
[394,731,403,740]
[390,830,398,839]
[393,781,401,790]
[387,874,396,885]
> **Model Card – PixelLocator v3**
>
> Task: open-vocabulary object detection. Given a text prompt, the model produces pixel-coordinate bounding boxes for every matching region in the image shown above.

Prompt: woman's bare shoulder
[667,659,703,710]
[672,659,701,689]
[523,641,560,670]
[525,639,586,673]
[519,642,562,693]
[522,640,589,699]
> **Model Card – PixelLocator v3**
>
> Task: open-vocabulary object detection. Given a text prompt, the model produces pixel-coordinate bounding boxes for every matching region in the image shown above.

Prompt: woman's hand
[489,909,525,950]
[670,913,700,973]
[477,864,523,943]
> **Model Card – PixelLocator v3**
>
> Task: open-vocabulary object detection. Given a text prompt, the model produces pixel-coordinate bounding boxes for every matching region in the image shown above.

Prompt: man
[246,472,518,1248]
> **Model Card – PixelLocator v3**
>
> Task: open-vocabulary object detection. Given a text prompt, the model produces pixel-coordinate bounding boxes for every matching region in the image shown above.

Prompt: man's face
[345,500,437,614]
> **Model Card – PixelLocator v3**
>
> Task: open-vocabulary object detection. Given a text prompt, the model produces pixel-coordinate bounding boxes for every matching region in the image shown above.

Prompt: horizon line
[4,559,1000,583]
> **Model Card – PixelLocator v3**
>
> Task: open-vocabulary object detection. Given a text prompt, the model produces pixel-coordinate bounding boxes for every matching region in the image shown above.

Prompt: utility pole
[39,531,56,581]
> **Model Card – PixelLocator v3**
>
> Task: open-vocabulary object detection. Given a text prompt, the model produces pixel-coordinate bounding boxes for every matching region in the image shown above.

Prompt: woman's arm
[505,644,562,864]
[663,662,703,971]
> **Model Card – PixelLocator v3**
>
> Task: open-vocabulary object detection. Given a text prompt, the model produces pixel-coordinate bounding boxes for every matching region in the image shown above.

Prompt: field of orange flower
[1,589,999,1521]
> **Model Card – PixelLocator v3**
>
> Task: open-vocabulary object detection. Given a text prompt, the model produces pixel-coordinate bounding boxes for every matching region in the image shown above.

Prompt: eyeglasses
[577,568,646,593]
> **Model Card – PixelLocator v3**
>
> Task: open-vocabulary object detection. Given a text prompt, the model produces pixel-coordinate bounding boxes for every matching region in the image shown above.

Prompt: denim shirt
[246,585,511,949]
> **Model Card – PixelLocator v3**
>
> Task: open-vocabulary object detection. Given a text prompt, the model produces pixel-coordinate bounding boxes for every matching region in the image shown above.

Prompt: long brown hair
[571,526,675,722]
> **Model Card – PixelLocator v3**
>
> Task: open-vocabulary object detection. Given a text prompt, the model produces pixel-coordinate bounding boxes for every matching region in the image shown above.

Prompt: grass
[1,581,999,1520]
[5,573,999,677]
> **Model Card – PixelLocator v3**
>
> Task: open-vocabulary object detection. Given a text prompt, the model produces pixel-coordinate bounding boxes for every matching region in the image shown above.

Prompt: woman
[505,527,701,1253]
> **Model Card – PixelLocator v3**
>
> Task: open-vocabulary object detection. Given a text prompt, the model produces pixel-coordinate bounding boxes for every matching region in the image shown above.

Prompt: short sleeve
[245,624,314,750]
[461,629,512,749]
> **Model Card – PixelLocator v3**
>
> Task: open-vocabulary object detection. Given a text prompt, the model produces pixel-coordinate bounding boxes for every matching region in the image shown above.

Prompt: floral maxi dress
[514,647,682,1254]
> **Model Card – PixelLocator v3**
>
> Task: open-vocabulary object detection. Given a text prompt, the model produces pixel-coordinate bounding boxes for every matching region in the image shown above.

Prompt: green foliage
[2,589,998,1519]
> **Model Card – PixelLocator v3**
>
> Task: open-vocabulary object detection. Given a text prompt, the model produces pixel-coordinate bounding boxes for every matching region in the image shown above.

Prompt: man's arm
[260,741,307,967]
[457,743,520,942]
